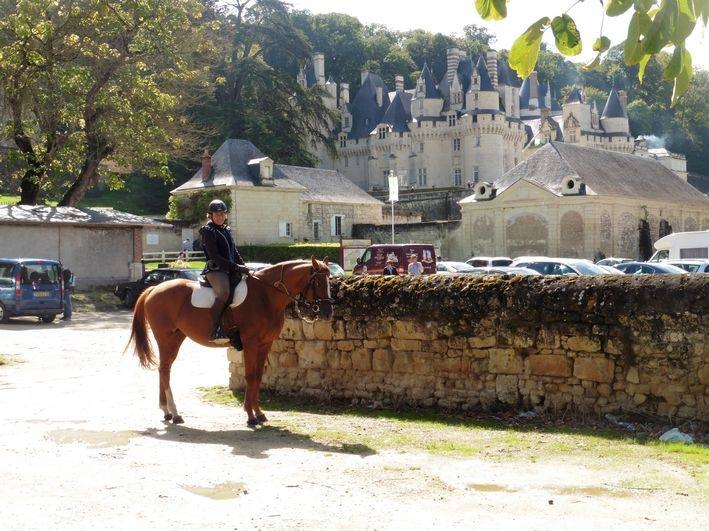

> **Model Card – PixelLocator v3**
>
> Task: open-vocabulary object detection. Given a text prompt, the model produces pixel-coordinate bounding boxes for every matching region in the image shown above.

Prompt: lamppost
[387,170,398,244]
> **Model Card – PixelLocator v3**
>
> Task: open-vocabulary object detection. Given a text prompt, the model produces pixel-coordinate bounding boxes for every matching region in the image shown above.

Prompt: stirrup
[209,326,230,345]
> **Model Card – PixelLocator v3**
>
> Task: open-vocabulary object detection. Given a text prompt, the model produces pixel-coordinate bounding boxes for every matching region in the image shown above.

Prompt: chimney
[395,75,404,92]
[312,52,325,85]
[339,82,350,105]
[446,47,460,84]
[617,89,628,113]
[486,50,499,88]
[201,149,211,182]
[375,85,383,107]
[361,69,370,85]
[529,71,538,106]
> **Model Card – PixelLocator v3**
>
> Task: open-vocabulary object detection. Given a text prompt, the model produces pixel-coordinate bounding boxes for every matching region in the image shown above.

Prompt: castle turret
[485,50,498,89]
[600,88,629,134]
[339,83,350,106]
[446,47,461,85]
[562,87,591,131]
[313,52,325,85]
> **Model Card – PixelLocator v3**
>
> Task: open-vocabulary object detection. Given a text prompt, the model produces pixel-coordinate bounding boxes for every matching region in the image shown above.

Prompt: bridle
[250,262,335,323]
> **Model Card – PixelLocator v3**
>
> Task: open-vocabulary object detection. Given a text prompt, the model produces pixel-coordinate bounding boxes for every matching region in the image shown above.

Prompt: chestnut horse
[127,258,333,426]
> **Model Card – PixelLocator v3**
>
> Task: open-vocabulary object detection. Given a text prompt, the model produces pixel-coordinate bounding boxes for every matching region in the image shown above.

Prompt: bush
[239,243,340,264]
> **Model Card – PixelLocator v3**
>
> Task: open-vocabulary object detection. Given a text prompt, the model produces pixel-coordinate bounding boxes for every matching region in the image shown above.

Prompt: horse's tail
[126,286,156,369]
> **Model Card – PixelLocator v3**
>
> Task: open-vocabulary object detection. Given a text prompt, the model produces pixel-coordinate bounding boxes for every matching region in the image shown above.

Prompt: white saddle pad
[190,275,248,309]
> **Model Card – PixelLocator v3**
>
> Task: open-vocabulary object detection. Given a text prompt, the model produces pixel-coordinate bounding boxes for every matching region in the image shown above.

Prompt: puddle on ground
[467,483,519,493]
[181,482,248,500]
[555,486,631,498]
[46,429,140,448]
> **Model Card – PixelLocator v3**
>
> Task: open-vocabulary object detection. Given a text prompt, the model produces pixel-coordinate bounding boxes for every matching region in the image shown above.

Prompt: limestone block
[448,336,466,349]
[365,320,392,339]
[363,340,379,349]
[438,353,463,373]
[626,366,640,384]
[296,340,327,368]
[226,347,243,364]
[536,328,560,349]
[372,349,394,372]
[604,337,626,356]
[512,330,535,348]
[306,369,322,388]
[351,348,372,371]
[337,340,355,351]
[327,351,342,369]
[566,336,601,352]
[393,352,414,373]
[573,357,614,383]
[427,339,448,353]
[392,320,438,340]
[391,338,421,351]
[597,383,611,397]
[280,319,303,340]
[698,364,709,385]
[528,355,572,377]
[413,352,434,376]
[488,349,522,374]
[346,320,366,339]
[306,319,346,340]
[278,351,299,368]
[495,375,520,404]
[469,335,496,348]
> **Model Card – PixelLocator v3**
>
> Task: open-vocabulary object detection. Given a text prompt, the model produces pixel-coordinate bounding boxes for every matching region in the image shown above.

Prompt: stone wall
[369,187,472,221]
[228,274,709,421]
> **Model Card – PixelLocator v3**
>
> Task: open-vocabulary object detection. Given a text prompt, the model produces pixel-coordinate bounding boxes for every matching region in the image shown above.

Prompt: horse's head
[299,257,334,321]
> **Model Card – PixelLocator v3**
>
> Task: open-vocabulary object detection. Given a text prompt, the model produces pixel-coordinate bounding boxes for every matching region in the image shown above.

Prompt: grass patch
[72,288,122,312]
[200,385,708,495]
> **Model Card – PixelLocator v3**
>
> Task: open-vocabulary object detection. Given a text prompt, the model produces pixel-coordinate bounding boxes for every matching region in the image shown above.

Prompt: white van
[648,230,709,262]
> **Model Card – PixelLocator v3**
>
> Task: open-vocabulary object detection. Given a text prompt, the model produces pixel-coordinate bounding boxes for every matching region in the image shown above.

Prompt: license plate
[34,291,50,297]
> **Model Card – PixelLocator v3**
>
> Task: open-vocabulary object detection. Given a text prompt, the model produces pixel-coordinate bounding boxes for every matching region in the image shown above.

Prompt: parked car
[327,263,346,277]
[596,264,625,274]
[0,258,65,323]
[114,268,201,308]
[467,266,542,276]
[510,257,611,276]
[664,260,709,273]
[435,261,480,275]
[614,262,688,275]
[596,257,633,267]
[465,256,513,267]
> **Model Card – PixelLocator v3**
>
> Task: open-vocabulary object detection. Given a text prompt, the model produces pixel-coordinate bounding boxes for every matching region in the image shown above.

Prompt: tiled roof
[565,87,585,104]
[419,63,440,98]
[0,205,168,227]
[475,56,494,91]
[475,142,709,206]
[348,74,387,139]
[381,92,411,133]
[171,139,383,206]
[457,57,474,93]
[601,89,627,118]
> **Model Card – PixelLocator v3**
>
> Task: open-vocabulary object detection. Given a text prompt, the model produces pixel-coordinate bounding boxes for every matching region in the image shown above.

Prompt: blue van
[0,258,65,323]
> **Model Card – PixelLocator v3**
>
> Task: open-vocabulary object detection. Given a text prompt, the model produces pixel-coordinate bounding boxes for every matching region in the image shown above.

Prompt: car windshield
[447,262,477,273]
[328,263,345,276]
[571,262,608,275]
[182,270,201,281]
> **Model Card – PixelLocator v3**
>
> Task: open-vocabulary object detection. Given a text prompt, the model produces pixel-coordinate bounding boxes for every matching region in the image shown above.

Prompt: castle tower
[485,50,498,89]
[313,53,325,85]
[600,88,629,134]
[446,47,461,85]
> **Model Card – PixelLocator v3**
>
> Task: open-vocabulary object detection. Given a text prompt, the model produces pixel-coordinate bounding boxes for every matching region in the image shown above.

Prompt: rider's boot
[229,330,243,351]
[209,304,229,344]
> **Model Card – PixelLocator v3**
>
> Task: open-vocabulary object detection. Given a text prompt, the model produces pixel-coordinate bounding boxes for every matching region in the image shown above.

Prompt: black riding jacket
[199,222,246,276]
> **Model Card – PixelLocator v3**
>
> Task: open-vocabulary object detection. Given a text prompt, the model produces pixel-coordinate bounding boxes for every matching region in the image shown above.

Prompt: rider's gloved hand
[234,264,251,275]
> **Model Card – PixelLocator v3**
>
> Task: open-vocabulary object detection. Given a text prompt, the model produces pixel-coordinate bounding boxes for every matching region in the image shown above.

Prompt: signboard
[146,233,159,245]
[388,172,398,202]
[339,238,371,271]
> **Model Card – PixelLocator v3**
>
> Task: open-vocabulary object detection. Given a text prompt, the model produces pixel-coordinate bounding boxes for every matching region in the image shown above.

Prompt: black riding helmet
[207,199,228,213]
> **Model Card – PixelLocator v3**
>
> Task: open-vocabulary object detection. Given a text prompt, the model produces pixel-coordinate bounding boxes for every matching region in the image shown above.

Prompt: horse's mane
[253,259,316,280]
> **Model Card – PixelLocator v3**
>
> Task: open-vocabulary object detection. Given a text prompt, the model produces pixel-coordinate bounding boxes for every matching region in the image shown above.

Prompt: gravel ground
[0,311,706,530]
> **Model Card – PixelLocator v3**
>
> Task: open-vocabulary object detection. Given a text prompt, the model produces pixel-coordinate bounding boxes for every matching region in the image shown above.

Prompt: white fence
[142,250,205,263]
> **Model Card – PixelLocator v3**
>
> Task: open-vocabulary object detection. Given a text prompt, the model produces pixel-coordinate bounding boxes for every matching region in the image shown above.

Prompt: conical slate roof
[601,88,627,118]
[381,92,411,133]
[565,87,585,104]
[418,62,440,98]
[475,56,494,91]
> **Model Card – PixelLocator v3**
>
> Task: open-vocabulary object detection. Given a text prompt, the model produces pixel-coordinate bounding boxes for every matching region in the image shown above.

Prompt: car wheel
[41,314,56,323]
[124,289,136,309]
[0,302,8,323]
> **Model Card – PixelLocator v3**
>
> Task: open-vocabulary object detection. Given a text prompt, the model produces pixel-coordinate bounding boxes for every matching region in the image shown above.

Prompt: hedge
[239,243,341,264]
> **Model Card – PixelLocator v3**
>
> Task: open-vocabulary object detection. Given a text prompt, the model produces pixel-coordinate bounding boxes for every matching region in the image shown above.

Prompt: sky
[286,0,708,70]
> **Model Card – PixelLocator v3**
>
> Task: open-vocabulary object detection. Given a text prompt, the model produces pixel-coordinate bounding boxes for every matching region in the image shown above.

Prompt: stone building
[299,48,642,192]
[457,142,709,260]
[171,139,384,244]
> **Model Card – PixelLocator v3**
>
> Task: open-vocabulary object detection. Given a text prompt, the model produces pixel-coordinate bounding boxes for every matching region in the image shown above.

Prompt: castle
[298,48,644,192]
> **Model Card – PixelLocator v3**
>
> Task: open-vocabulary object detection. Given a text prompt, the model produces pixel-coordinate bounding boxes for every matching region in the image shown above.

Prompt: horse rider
[199,199,249,347]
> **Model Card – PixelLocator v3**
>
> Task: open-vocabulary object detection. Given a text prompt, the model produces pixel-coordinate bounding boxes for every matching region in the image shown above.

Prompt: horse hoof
[256,414,268,424]
[172,415,184,424]
[247,418,259,427]
[164,413,173,421]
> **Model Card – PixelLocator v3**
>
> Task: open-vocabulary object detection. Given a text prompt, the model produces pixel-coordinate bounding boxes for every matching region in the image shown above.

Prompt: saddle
[192,274,248,309]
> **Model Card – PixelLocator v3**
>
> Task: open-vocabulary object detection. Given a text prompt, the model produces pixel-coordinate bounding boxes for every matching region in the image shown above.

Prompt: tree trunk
[18,167,42,205]
[58,150,109,207]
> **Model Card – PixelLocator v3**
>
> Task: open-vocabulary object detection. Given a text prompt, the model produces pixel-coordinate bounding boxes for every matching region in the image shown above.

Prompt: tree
[0,0,204,206]
[474,0,708,105]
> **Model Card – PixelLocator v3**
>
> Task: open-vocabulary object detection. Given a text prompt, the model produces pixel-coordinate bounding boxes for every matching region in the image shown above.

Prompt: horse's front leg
[243,343,271,426]
[156,335,185,424]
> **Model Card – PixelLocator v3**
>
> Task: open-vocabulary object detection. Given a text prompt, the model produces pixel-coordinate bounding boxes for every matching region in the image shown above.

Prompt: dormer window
[448,115,456,126]
[378,126,386,139]
[339,134,347,148]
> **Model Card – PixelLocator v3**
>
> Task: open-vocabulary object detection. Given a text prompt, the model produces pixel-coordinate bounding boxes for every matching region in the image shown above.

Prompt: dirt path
[0,312,706,530]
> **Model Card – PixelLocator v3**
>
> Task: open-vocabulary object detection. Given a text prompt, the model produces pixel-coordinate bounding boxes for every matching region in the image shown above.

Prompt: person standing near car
[199,199,249,346]
[61,268,74,321]
[382,258,399,275]
[407,254,423,276]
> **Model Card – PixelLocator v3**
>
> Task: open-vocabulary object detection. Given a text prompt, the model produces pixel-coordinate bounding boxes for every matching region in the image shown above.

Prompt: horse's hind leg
[244,344,271,426]
[156,333,186,424]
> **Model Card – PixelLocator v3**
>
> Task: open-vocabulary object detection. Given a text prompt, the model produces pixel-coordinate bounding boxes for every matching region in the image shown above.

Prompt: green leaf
[671,48,692,106]
[509,17,550,79]
[606,0,634,16]
[694,0,709,25]
[670,0,697,43]
[582,53,602,71]
[593,36,612,52]
[551,14,582,55]
[475,0,507,21]
[643,5,670,54]
[663,44,684,80]
[624,11,651,65]
[634,0,655,11]
[637,53,652,82]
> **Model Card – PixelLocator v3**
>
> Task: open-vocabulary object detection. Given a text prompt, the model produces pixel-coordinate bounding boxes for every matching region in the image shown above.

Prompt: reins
[247,262,334,323]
